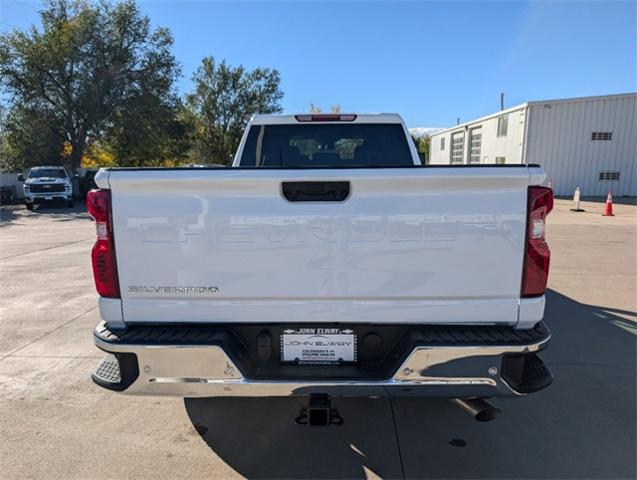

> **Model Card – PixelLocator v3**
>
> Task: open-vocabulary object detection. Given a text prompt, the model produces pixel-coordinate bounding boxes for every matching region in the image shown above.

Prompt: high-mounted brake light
[87,189,120,298]
[294,114,357,122]
[521,186,553,297]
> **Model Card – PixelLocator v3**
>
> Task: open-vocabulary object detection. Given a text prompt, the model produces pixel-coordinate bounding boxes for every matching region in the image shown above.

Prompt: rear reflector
[294,114,357,122]
[521,186,553,297]
[87,189,120,298]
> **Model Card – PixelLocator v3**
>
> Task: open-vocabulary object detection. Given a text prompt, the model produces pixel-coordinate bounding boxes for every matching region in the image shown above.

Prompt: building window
[591,132,612,141]
[450,132,464,164]
[497,115,508,137]
[495,156,506,165]
[599,171,620,180]
[440,137,445,151]
[468,127,482,164]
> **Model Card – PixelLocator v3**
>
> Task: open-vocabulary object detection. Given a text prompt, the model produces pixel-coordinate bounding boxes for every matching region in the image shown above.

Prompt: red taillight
[522,186,554,297]
[294,114,357,122]
[87,189,120,298]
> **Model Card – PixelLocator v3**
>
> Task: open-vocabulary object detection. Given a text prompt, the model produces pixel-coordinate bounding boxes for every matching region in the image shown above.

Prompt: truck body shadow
[0,203,89,227]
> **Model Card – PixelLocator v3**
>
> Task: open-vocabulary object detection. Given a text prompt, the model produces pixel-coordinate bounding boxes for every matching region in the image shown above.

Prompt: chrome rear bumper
[92,321,552,398]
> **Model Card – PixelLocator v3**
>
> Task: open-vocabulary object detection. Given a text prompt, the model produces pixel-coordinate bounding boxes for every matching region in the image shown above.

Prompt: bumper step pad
[93,354,121,384]
[502,352,553,394]
[91,352,139,392]
[519,354,553,393]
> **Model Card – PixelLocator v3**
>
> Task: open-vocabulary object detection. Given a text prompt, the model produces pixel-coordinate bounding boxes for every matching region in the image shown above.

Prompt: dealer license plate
[281,328,356,364]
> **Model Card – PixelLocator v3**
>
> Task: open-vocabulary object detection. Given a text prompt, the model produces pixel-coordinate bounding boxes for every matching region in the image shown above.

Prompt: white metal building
[429,93,636,196]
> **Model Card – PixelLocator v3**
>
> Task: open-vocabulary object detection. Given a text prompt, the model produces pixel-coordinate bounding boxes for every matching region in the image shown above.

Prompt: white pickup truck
[89,113,553,424]
[18,166,75,210]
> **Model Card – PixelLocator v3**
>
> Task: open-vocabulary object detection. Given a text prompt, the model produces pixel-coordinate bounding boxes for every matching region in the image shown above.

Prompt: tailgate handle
[281,181,350,202]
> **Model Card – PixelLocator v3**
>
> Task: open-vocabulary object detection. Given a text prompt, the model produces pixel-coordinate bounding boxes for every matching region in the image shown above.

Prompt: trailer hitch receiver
[295,394,343,427]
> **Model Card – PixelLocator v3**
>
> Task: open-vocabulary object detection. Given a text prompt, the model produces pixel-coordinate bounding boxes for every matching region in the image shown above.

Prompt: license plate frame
[281,328,357,365]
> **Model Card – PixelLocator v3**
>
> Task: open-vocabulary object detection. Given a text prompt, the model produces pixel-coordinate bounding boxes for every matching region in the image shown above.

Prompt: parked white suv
[88,113,554,424]
[19,166,75,210]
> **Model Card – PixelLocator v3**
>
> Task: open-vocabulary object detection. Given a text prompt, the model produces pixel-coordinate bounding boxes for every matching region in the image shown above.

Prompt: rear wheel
[68,200,75,208]
[25,203,34,211]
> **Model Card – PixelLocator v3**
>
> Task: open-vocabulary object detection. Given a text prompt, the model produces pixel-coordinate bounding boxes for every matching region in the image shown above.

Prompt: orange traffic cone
[603,192,614,216]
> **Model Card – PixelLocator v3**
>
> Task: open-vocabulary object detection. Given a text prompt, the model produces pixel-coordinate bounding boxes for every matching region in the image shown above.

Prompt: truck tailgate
[102,167,538,325]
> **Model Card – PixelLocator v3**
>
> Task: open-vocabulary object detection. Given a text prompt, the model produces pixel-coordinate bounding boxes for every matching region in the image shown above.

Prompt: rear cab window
[239,123,414,167]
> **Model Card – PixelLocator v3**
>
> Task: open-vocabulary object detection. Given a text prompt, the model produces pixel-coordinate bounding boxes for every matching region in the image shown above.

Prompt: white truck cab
[88,113,553,423]
[19,166,75,210]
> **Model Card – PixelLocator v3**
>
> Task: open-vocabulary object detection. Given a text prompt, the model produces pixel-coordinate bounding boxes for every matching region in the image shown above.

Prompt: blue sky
[2,0,635,128]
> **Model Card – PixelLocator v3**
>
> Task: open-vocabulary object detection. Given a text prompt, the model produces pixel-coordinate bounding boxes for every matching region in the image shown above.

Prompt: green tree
[105,95,189,167]
[411,133,430,164]
[0,0,181,169]
[1,105,65,171]
[185,56,283,165]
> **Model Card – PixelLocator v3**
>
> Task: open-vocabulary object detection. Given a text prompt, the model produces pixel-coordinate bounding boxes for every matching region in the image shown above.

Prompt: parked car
[18,166,75,210]
[78,169,99,199]
[1,185,17,204]
[88,113,554,425]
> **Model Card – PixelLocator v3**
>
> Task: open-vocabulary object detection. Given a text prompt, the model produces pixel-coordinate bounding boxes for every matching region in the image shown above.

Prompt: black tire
[25,203,34,211]
[68,200,75,208]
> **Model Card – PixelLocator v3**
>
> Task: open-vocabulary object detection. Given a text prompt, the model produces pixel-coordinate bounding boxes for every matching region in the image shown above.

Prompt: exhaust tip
[452,398,501,422]
[474,406,501,422]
